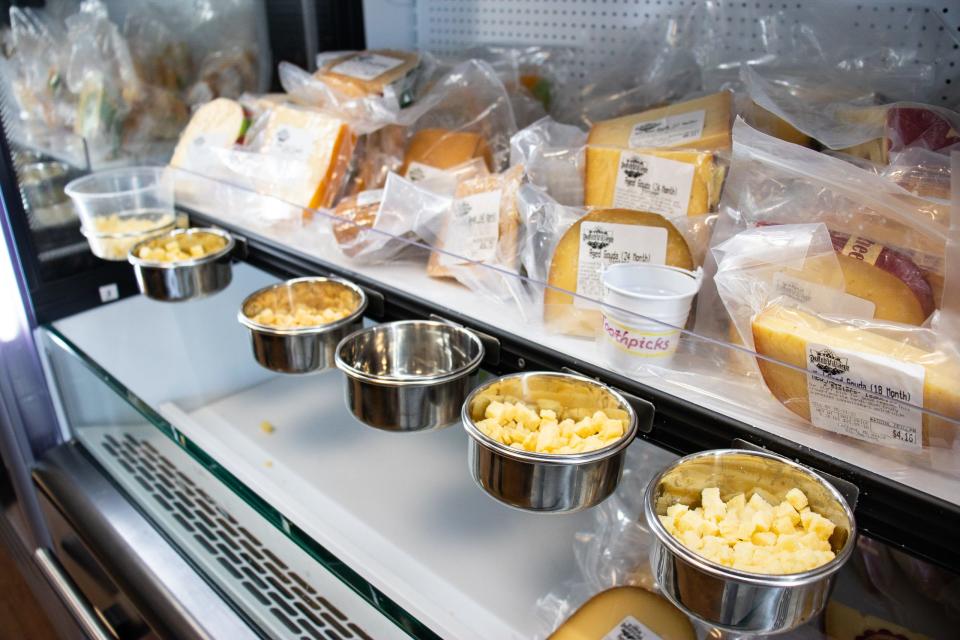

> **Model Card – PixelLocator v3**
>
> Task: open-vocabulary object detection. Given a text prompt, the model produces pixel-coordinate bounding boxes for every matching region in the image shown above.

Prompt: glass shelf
[39,262,960,640]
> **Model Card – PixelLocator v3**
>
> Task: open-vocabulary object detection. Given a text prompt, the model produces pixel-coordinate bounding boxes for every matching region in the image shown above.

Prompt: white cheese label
[331,53,405,81]
[356,189,384,207]
[628,109,706,148]
[266,126,319,163]
[405,162,459,195]
[439,189,501,266]
[772,273,876,319]
[612,152,695,217]
[575,222,668,309]
[602,615,664,640]
[806,343,923,450]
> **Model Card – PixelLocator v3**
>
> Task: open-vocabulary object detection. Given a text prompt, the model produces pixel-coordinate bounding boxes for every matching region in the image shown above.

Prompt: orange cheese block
[549,586,696,640]
[752,305,959,447]
[427,165,524,279]
[315,49,420,99]
[587,91,733,152]
[400,128,493,176]
[825,601,931,640]
[584,146,721,215]
[259,104,355,211]
[544,209,694,336]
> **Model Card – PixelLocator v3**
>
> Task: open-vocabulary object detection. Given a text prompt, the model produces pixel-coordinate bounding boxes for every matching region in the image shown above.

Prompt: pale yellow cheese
[475,402,626,454]
[587,91,733,152]
[259,104,354,211]
[659,487,836,574]
[752,305,959,447]
[584,146,721,213]
[825,602,931,640]
[549,586,695,640]
[544,209,694,336]
[170,98,247,169]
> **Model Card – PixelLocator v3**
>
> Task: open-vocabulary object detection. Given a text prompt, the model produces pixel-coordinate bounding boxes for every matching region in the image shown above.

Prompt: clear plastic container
[65,167,177,261]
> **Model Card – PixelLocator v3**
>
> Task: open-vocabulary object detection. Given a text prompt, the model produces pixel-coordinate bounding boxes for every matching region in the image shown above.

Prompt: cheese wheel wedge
[587,91,733,152]
[584,146,721,215]
[259,104,354,211]
[830,231,935,325]
[825,601,931,640]
[549,586,695,640]
[544,209,694,336]
[400,128,493,176]
[752,305,958,447]
[331,192,382,257]
[170,98,247,169]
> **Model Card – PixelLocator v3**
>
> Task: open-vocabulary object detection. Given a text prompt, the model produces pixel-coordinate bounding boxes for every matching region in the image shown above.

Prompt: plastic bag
[697,119,958,455]
[510,117,586,207]
[279,49,437,135]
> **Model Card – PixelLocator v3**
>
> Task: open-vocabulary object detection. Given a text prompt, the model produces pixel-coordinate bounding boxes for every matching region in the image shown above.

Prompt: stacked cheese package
[512,92,733,335]
[704,119,958,454]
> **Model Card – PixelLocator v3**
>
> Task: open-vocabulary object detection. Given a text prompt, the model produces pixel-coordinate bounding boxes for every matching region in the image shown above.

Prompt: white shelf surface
[52,263,680,639]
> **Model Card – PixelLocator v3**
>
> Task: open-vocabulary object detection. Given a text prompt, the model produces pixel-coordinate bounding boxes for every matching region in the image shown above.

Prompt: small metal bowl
[462,372,638,513]
[128,228,235,302]
[239,277,367,374]
[644,449,857,635]
[335,320,484,432]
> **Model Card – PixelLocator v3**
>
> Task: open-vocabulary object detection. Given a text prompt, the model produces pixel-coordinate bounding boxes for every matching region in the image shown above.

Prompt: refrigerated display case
[0,1,958,639]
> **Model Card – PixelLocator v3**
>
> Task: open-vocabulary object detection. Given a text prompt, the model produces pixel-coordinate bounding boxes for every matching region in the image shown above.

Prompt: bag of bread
[702,119,958,453]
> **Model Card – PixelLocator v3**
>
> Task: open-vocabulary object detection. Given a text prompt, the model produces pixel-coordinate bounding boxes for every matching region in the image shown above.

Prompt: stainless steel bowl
[129,228,235,302]
[335,320,484,432]
[644,449,856,635]
[239,277,367,374]
[462,372,638,513]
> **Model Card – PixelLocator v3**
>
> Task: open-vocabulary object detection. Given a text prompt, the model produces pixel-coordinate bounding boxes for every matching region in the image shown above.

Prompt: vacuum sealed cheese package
[699,119,958,457]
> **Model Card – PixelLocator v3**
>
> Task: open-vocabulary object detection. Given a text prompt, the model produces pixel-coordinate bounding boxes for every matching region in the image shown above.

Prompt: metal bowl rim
[237,276,369,336]
[461,371,639,464]
[643,448,857,586]
[334,320,485,387]
[128,227,235,268]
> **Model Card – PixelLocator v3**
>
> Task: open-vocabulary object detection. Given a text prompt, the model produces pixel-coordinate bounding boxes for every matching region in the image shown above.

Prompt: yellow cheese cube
[786,488,809,512]
[752,531,777,547]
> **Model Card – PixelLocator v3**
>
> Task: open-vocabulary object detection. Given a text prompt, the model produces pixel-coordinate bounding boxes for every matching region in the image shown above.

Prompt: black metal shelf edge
[192,209,959,571]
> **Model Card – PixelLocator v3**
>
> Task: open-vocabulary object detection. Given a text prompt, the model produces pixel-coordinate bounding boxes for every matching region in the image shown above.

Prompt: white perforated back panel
[363,0,960,105]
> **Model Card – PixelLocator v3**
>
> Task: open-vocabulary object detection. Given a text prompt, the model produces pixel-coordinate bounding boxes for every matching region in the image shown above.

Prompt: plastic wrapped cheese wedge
[549,586,695,640]
[257,104,355,212]
[170,98,249,170]
[314,50,421,102]
[399,128,493,180]
[544,208,694,336]
[752,304,959,449]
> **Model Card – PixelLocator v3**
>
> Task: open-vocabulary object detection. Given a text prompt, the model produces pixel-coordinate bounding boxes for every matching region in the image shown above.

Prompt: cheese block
[426,164,524,279]
[830,231,935,325]
[752,305,959,447]
[315,49,420,101]
[259,104,354,211]
[400,128,493,177]
[331,190,383,257]
[549,586,696,640]
[825,601,931,640]
[544,209,694,336]
[170,98,248,170]
[587,91,733,152]
[584,146,721,215]
[747,102,814,147]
